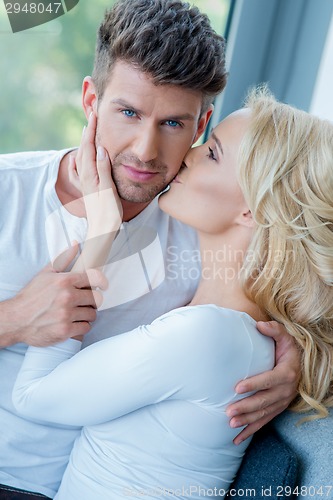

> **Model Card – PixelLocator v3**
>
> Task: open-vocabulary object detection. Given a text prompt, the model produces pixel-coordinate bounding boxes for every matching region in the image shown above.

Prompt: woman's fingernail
[82,125,86,137]
[97,146,106,160]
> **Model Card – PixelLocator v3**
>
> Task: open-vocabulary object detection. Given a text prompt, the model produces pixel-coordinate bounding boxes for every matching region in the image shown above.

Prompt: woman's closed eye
[208,146,217,161]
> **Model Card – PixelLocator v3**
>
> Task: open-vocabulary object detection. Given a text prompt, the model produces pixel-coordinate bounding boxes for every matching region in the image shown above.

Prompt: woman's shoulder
[151,304,260,345]
[156,303,255,326]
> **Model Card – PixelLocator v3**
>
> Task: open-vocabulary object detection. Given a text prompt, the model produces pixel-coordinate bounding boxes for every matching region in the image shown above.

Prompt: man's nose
[132,126,159,164]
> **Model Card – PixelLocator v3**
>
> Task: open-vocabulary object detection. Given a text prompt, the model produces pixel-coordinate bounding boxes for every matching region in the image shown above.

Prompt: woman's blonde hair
[238,86,333,418]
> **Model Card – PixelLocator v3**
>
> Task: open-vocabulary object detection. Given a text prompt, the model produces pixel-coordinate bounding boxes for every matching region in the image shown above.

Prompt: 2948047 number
[5,3,63,14]
[277,485,333,497]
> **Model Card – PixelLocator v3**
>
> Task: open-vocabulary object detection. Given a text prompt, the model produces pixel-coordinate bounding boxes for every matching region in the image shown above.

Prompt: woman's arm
[66,111,123,274]
[12,309,217,426]
[12,308,274,428]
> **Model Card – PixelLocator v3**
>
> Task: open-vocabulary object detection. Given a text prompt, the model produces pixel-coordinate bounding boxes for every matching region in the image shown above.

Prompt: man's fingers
[72,289,104,310]
[227,390,273,418]
[70,321,92,338]
[226,321,301,445]
[40,262,55,273]
[52,242,80,273]
[235,363,299,395]
[72,306,97,324]
[69,289,96,307]
[228,398,290,428]
[256,320,288,341]
[232,407,285,445]
[227,386,289,421]
[71,269,108,291]
[228,371,296,417]
[235,370,275,394]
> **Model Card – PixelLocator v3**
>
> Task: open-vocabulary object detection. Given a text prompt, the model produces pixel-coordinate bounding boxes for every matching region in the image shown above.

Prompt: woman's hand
[69,112,123,239]
[70,112,123,273]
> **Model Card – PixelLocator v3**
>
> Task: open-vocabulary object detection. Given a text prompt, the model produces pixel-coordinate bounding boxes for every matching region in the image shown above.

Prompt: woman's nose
[183,146,197,168]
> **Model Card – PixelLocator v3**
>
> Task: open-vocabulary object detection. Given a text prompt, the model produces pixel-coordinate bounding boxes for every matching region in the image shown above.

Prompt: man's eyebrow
[110,98,195,121]
[211,130,224,155]
[166,113,195,122]
[111,98,144,115]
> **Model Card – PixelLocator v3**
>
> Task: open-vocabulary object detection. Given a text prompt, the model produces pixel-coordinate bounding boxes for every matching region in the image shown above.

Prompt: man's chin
[116,183,167,205]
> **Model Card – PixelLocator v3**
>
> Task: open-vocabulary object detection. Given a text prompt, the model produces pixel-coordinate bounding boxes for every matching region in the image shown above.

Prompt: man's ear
[193,104,214,144]
[82,76,98,119]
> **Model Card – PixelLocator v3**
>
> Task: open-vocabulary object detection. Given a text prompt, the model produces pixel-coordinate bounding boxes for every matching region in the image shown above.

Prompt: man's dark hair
[92,0,227,111]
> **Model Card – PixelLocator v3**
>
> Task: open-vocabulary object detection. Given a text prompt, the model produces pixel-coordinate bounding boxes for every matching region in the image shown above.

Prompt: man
[0,1,299,498]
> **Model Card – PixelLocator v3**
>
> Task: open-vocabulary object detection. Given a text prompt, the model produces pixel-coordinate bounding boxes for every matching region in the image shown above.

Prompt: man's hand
[0,245,107,348]
[226,321,301,445]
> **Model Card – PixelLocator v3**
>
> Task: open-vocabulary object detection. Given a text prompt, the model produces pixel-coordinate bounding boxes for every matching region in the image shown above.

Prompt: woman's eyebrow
[211,130,224,155]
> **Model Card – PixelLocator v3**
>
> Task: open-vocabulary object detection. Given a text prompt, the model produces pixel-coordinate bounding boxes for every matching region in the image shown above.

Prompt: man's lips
[122,164,159,182]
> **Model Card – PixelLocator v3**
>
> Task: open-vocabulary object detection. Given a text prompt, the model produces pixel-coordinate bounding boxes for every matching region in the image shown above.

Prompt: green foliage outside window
[0,0,230,152]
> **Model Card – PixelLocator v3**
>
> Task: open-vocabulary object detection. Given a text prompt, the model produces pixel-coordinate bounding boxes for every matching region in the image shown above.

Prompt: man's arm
[0,249,106,349]
[226,321,301,445]
[0,113,116,350]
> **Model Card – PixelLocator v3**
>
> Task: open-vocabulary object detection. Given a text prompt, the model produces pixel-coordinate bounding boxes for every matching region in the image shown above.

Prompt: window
[193,0,233,37]
[0,0,233,152]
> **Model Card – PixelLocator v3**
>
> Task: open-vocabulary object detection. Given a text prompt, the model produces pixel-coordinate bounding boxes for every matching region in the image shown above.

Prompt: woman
[13,88,333,498]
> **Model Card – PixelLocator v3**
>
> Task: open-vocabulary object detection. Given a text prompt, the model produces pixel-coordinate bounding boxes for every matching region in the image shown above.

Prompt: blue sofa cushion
[228,424,298,499]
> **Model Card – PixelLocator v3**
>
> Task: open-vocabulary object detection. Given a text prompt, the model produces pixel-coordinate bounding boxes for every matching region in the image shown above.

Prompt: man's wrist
[0,297,24,347]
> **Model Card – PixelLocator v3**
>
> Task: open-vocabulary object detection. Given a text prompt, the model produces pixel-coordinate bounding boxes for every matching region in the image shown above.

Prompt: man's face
[84,61,209,209]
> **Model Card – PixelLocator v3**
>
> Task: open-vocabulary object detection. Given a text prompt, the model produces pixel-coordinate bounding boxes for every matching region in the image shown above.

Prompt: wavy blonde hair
[238,87,333,418]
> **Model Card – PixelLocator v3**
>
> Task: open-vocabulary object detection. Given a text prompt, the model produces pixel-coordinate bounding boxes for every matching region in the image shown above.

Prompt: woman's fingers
[96,146,113,190]
[70,113,123,232]
[84,112,98,147]
[82,145,123,235]
[52,241,80,272]
[76,112,99,195]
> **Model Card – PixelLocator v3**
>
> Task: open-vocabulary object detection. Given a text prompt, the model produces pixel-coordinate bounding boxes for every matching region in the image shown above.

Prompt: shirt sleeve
[12,308,228,426]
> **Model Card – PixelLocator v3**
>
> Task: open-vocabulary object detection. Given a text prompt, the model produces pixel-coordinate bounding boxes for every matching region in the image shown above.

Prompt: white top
[13,305,274,499]
[0,150,200,497]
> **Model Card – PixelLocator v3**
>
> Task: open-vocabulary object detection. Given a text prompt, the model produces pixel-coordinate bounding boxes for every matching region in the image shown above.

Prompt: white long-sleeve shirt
[0,149,200,497]
[13,305,274,499]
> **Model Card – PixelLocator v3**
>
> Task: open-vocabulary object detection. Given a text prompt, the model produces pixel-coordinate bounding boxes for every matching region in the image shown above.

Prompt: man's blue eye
[122,109,136,117]
[165,120,180,128]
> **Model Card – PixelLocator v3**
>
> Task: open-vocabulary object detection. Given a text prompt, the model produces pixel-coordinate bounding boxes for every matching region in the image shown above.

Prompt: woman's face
[159,109,251,235]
